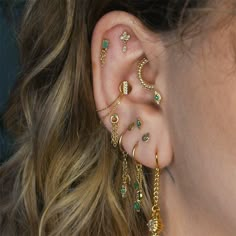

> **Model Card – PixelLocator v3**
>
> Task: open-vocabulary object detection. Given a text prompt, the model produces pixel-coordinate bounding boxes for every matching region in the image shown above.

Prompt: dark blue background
[0,0,25,162]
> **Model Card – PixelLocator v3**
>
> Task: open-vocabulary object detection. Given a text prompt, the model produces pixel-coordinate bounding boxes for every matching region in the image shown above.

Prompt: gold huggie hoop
[147,153,163,236]
[137,58,155,90]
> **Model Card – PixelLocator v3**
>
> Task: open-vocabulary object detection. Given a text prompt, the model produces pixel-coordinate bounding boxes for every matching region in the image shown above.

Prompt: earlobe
[91,11,173,170]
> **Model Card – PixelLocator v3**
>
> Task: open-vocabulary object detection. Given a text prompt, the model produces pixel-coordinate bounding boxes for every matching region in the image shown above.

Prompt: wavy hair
[0,0,207,235]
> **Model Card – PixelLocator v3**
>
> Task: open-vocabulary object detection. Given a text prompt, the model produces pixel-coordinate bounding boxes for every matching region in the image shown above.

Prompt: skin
[91,4,236,236]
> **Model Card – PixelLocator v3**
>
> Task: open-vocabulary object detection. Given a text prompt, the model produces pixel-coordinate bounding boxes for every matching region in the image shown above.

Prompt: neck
[160,169,230,236]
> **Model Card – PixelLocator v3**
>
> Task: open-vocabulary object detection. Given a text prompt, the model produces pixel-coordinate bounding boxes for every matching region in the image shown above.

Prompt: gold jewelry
[137,58,162,105]
[97,81,132,121]
[120,31,131,53]
[111,114,120,148]
[97,94,122,113]
[119,80,132,95]
[128,122,135,131]
[142,133,150,143]
[147,153,163,236]
[132,143,143,212]
[100,39,109,66]
[119,134,130,198]
[137,58,154,90]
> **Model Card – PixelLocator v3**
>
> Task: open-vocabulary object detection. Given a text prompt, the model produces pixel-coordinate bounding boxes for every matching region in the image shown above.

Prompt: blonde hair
[0,0,207,235]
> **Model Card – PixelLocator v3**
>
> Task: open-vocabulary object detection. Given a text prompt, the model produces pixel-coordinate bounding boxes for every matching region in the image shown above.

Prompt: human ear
[91,11,173,169]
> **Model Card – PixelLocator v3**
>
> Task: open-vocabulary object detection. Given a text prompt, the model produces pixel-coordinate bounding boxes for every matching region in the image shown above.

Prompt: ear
[91,11,173,169]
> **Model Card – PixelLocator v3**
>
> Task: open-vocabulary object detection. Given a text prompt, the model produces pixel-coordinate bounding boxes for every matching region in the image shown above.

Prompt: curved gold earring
[137,58,154,90]
[147,153,163,236]
[137,58,162,105]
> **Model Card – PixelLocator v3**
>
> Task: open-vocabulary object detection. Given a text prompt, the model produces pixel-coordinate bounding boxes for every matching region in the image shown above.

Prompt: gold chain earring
[97,81,132,121]
[110,114,119,148]
[137,58,162,105]
[119,134,131,198]
[147,153,163,236]
[132,143,143,212]
[120,31,131,53]
[100,39,109,66]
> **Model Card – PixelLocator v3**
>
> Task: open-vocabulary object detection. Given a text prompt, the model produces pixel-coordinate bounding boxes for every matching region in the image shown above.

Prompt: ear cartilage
[120,31,131,53]
[100,39,109,66]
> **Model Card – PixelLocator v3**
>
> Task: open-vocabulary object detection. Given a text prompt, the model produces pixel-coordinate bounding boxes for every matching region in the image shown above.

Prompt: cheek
[165,43,236,228]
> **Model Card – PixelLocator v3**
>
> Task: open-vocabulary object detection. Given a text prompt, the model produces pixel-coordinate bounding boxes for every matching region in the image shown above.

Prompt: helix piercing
[120,31,131,53]
[100,39,109,66]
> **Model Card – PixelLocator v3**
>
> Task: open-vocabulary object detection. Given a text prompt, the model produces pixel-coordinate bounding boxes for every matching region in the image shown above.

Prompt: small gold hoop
[137,58,155,90]
[119,135,126,154]
[155,153,160,168]
[132,142,139,160]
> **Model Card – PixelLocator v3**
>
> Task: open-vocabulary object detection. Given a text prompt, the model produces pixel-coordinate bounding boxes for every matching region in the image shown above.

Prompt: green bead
[136,119,142,129]
[102,39,109,49]
[134,181,139,190]
[120,185,127,198]
[134,202,141,211]
[155,94,160,101]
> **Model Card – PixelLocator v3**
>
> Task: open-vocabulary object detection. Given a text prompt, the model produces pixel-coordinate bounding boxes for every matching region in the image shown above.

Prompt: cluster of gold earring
[98,33,163,235]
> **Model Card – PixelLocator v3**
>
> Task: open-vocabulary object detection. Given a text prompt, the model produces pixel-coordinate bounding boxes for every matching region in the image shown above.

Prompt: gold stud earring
[100,39,109,66]
[132,142,143,212]
[111,114,119,148]
[147,153,163,236]
[119,80,132,95]
[142,133,150,143]
[137,58,162,105]
[120,31,131,53]
[119,134,131,198]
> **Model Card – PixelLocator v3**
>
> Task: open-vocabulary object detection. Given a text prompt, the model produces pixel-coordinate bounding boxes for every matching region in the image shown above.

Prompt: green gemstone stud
[154,91,162,105]
[100,39,110,66]
[120,184,127,198]
[136,118,142,129]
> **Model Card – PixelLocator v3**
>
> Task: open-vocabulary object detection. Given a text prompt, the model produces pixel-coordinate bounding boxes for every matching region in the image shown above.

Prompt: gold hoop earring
[147,153,163,236]
[137,58,154,90]
[132,143,143,212]
[137,58,162,105]
[119,134,131,198]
